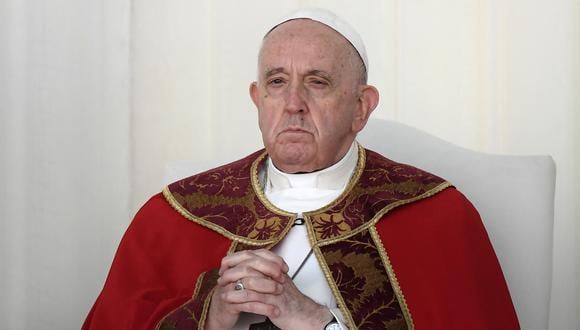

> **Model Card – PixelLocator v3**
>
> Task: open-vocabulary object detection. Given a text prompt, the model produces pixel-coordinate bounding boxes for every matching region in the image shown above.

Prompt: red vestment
[83,148,519,329]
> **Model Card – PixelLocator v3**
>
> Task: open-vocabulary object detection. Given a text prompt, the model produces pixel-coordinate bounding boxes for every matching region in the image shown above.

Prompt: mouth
[280,126,310,134]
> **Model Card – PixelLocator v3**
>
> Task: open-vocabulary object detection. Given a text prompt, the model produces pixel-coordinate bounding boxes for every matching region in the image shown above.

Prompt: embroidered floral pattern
[166,150,294,242]
[308,149,447,242]
[320,230,407,329]
[165,148,446,245]
[313,213,350,239]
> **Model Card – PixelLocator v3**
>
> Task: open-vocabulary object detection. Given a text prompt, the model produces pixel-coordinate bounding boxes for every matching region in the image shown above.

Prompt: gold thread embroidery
[199,240,237,328]
[313,248,357,328]
[302,142,367,215]
[250,151,297,217]
[191,271,206,298]
[369,225,414,329]
[304,215,357,328]
[199,287,215,330]
[163,145,450,250]
[163,187,280,246]
[227,241,238,255]
[315,181,452,247]
[247,143,450,247]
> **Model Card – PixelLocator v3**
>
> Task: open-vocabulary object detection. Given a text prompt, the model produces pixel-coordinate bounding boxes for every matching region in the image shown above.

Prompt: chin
[270,145,318,173]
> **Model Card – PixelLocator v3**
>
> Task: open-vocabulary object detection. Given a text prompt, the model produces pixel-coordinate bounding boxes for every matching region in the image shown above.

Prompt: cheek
[257,109,278,135]
[316,104,356,135]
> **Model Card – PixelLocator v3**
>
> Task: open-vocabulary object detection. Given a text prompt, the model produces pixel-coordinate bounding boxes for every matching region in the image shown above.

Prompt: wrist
[312,305,334,330]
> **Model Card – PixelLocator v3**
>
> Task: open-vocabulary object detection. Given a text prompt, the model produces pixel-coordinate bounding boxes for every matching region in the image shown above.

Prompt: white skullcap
[267,8,369,71]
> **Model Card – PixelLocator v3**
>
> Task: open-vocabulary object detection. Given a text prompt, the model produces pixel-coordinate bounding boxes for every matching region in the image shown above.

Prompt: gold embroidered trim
[303,142,367,214]
[163,144,449,248]
[369,225,414,329]
[228,241,239,255]
[162,187,278,246]
[191,271,206,299]
[250,151,297,217]
[199,240,236,329]
[199,287,215,330]
[155,316,163,329]
[304,237,356,329]
[315,181,452,247]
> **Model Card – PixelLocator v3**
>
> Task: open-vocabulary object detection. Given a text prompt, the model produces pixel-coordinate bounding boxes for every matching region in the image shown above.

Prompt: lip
[280,126,310,134]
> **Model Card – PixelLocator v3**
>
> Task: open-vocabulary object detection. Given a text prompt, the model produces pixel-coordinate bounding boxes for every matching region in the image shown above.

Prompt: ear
[352,85,379,133]
[249,81,259,108]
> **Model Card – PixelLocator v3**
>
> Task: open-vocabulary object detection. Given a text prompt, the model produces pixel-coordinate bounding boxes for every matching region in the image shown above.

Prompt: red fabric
[82,193,231,330]
[84,189,519,329]
[377,188,519,329]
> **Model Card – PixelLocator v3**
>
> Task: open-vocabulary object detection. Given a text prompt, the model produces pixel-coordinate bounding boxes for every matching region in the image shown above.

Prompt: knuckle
[220,255,233,269]
[264,305,277,317]
[247,301,262,311]
[240,250,253,258]
[242,264,252,274]
[248,259,263,272]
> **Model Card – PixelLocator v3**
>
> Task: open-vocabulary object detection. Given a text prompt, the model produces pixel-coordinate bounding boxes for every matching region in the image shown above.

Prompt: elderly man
[83,9,519,330]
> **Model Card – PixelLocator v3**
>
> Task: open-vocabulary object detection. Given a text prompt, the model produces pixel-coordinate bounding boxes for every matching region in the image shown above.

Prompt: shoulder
[123,192,231,254]
[376,186,487,248]
[127,149,278,243]
[362,148,447,190]
[364,147,476,216]
[414,187,479,217]
[125,193,188,239]
[166,149,265,198]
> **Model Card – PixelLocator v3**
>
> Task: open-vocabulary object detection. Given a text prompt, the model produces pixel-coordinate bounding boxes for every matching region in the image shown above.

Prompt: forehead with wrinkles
[258,19,358,80]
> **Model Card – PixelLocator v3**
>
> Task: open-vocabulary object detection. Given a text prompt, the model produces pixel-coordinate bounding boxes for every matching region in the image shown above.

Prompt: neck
[266,142,359,191]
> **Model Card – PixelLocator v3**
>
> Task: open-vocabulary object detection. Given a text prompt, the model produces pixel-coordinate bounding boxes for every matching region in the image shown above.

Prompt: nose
[284,82,307,113]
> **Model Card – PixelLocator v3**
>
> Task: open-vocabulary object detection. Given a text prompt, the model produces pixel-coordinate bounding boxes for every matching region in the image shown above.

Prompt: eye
[308,78,329,88]
[268,78,286,87]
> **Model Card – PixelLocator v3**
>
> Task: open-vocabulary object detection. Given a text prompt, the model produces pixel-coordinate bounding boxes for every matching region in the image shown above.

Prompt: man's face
[250,19,374,174]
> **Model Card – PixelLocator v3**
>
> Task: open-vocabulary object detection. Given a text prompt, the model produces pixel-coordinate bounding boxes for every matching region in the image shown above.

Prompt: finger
[216,267,263,286]
[229,301,280,319]
[219,249,287,276]
[219,258,286,284]
[252,249,289,273]
[221,287,277,305]
[219,249,288,275]
[233,276,283,294]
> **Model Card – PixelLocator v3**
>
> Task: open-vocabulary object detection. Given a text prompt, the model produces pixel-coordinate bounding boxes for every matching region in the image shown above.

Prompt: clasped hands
[205,249,332,330]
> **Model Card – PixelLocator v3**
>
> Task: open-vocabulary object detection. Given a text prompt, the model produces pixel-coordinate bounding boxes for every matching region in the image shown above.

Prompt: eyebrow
[264,67,285,79]
[263,68,333,80]
[307,70,332,81]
